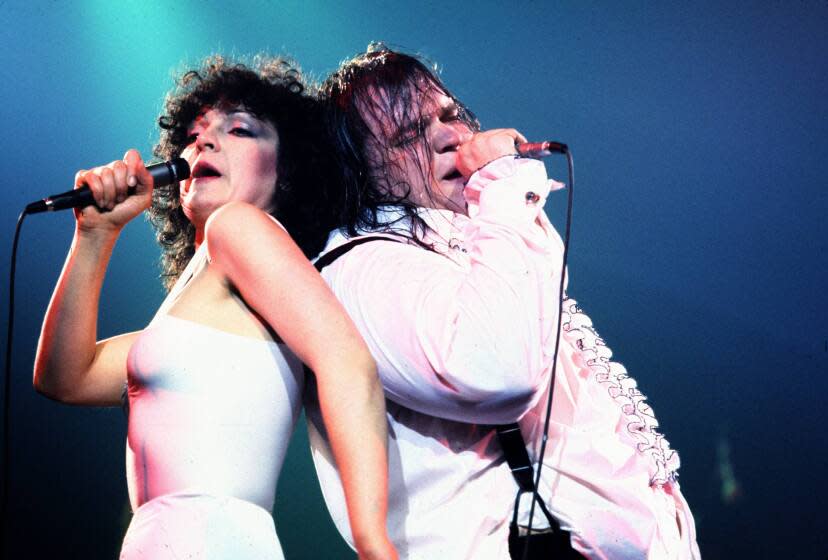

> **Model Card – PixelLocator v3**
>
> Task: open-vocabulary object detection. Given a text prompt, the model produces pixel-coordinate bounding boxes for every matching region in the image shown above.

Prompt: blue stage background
[1,2,826,558]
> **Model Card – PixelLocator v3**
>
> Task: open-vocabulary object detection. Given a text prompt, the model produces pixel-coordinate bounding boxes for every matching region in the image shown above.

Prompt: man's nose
[433,123,470,154]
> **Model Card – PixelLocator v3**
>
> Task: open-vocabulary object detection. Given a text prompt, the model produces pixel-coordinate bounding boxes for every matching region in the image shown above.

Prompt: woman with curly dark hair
[32,55,396,560]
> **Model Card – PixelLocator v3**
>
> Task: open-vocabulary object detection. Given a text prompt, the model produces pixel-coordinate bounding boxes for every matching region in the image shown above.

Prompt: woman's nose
[196,127,219,152]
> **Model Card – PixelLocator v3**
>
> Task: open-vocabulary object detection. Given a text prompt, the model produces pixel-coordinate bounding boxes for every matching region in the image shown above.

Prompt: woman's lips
[191,161,221,178]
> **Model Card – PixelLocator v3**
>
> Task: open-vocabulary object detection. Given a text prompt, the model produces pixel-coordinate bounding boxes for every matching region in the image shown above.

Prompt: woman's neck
[194,227,205,249]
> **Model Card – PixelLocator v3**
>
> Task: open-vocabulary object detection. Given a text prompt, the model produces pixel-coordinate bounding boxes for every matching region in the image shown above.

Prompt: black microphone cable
[2,208,30,554]
[520,146,575,560]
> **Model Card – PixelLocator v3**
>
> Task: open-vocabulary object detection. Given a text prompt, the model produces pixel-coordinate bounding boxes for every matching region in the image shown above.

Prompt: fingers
[74,150,147,211]
[81,166,118,210]
[456,128,526,177]
[107,161,129,205]
[483,128,527,147]
[99,167,117,209]
[123,149,152,191]
[75,167,110,209]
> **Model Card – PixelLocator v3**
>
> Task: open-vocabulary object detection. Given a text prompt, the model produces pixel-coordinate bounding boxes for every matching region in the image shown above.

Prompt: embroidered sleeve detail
[561,297,680,486]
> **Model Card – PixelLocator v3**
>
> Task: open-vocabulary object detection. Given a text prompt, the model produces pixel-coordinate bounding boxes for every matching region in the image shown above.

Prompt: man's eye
[392,121,424,148]
[393,134,419,148]
[186,133,198,144]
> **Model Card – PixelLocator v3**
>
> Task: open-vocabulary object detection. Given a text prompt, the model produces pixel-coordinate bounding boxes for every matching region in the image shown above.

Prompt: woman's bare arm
[33,150,153,405]
[206,201,396,560]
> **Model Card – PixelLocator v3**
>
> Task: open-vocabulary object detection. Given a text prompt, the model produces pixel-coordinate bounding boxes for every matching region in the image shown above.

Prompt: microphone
[516,141,568,158]
[25,158,191,214]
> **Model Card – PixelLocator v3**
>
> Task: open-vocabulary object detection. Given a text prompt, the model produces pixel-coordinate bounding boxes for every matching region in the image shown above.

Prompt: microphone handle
[516,141,568,158]
[37,186,96,213]
[25,158,190,214]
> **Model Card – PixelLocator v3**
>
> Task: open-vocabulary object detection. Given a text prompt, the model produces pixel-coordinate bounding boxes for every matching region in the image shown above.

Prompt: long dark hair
[151,55,338,290]
[320,43,479,240]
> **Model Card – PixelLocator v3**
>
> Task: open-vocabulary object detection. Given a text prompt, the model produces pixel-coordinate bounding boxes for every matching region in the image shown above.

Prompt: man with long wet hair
[306,44,700,559]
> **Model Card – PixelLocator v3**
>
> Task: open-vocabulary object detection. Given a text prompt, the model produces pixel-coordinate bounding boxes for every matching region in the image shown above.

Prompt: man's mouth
[442,169,463,181]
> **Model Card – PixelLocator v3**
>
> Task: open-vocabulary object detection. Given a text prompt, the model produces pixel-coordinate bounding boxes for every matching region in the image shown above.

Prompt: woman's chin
[182,194,226,230]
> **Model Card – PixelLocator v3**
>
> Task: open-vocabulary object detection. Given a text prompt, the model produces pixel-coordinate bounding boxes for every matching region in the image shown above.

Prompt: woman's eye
[231,127,254,137]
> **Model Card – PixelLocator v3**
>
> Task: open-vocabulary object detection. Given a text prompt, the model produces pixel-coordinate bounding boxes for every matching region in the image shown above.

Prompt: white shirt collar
[325,205,470,256]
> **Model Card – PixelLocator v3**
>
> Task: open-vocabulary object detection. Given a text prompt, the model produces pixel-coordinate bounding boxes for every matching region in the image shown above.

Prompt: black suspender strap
[313,235,402,272]
[496,423,536,493]
[498,424,576,559]
[497,423,559,529]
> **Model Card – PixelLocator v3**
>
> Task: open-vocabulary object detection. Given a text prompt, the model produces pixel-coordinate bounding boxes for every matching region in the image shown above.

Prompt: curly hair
[151,55,339,290]
[320,43,479,241]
